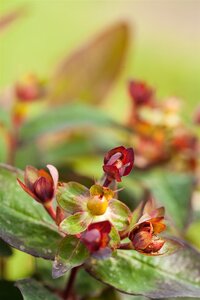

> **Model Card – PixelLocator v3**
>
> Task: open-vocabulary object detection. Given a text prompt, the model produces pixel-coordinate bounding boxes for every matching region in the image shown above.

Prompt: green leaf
[60,212,93,235]
[57,182,89,214]
[86,245,200,298]
[52,236,89,278]
[20,103,118,142]
[107,199,131,231]
[49,22,129,104]
[16,278,60,300]
[134,171,195,230]
[0,164,61,259]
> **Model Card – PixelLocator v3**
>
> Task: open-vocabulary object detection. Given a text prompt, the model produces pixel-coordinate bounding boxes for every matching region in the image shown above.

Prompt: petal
[88,220,111,235]
[47,164,59,191]
[104,146,125,164]
[123,148,134,176]
[108,199,131,231]
[143,197,155,214]
[24,165,38,190]
[103,165,121,182]
[17,178,40,202]
[57,182,89,214]
[132,231,152,250]
[129,201,144,231]
[109,226,120,249]
[59,212,93,235]
[137,237,182,256]
[52,235,89,278]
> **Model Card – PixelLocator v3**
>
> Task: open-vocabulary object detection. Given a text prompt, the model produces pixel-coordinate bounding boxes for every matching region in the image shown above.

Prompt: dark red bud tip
[128,80,154,106]
[103,146,134,183]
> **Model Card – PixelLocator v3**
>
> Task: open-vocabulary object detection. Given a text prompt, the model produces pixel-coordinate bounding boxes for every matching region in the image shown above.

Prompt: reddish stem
[119,242,132,250]
[44,203,57,221]
[103,177,112,187]
[62,267,79,300]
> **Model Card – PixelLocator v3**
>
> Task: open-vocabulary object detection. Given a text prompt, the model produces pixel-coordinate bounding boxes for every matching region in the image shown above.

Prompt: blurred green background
[0,0,200,298]
[1,0,200,121]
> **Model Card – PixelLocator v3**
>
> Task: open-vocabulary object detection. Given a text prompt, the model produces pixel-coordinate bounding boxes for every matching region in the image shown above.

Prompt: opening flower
[103,146,134,183]
[57,182,131,235]
[17,164,58,204]
[128,198,167,255]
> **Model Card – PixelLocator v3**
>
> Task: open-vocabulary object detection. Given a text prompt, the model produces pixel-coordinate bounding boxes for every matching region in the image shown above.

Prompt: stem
[103,177,111,187]
[62,267,79,300]
[119,242,132,250]
[44,203,57,221]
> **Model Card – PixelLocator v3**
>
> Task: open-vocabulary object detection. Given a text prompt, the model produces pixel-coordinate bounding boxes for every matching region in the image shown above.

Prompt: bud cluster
[18,146,180,277]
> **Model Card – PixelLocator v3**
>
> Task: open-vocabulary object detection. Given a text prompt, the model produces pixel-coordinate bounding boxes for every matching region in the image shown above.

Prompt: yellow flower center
[87,195,108,216]
[87,184,114,216]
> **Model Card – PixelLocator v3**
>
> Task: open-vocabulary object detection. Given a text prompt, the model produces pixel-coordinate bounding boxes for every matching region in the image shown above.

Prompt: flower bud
[103,146,134,182]
[17,164,58,205]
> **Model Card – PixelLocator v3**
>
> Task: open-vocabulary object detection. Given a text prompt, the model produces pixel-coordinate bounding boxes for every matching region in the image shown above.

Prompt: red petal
[17,178,40,202]
[24,165,39,191]
[104,146,126,164]
[103,165,121,182]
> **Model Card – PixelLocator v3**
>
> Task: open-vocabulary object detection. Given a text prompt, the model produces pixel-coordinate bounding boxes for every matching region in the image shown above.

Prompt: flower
[57,183,131,235]
[129,80,154,107]
[103,146,134,182]
[128,198,166,255]
[17,164,58,204]
[80,220,112,257]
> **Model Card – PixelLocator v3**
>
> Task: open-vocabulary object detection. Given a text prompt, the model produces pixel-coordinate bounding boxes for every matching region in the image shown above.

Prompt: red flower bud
[129,80,154,107]
[15,74,45,102]
[17,164,58,204]
[103,146,134,182]
[80,221,111,253]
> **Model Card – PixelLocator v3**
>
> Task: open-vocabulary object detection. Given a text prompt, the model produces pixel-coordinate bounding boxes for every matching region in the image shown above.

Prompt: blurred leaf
[19,103,119,142]
[52,235,89,278]
[75,268,105,297]
[0,6,26,33]
[0,238,12,257]
[0,164,61,259]
[86,245,200,298]
[5,249,35,280]
[49,22,129,104]
[133,171,195,230]
[35,258,68,290]
[0,280,22,300]
[185,221,200,250]
[16,278,60,300]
